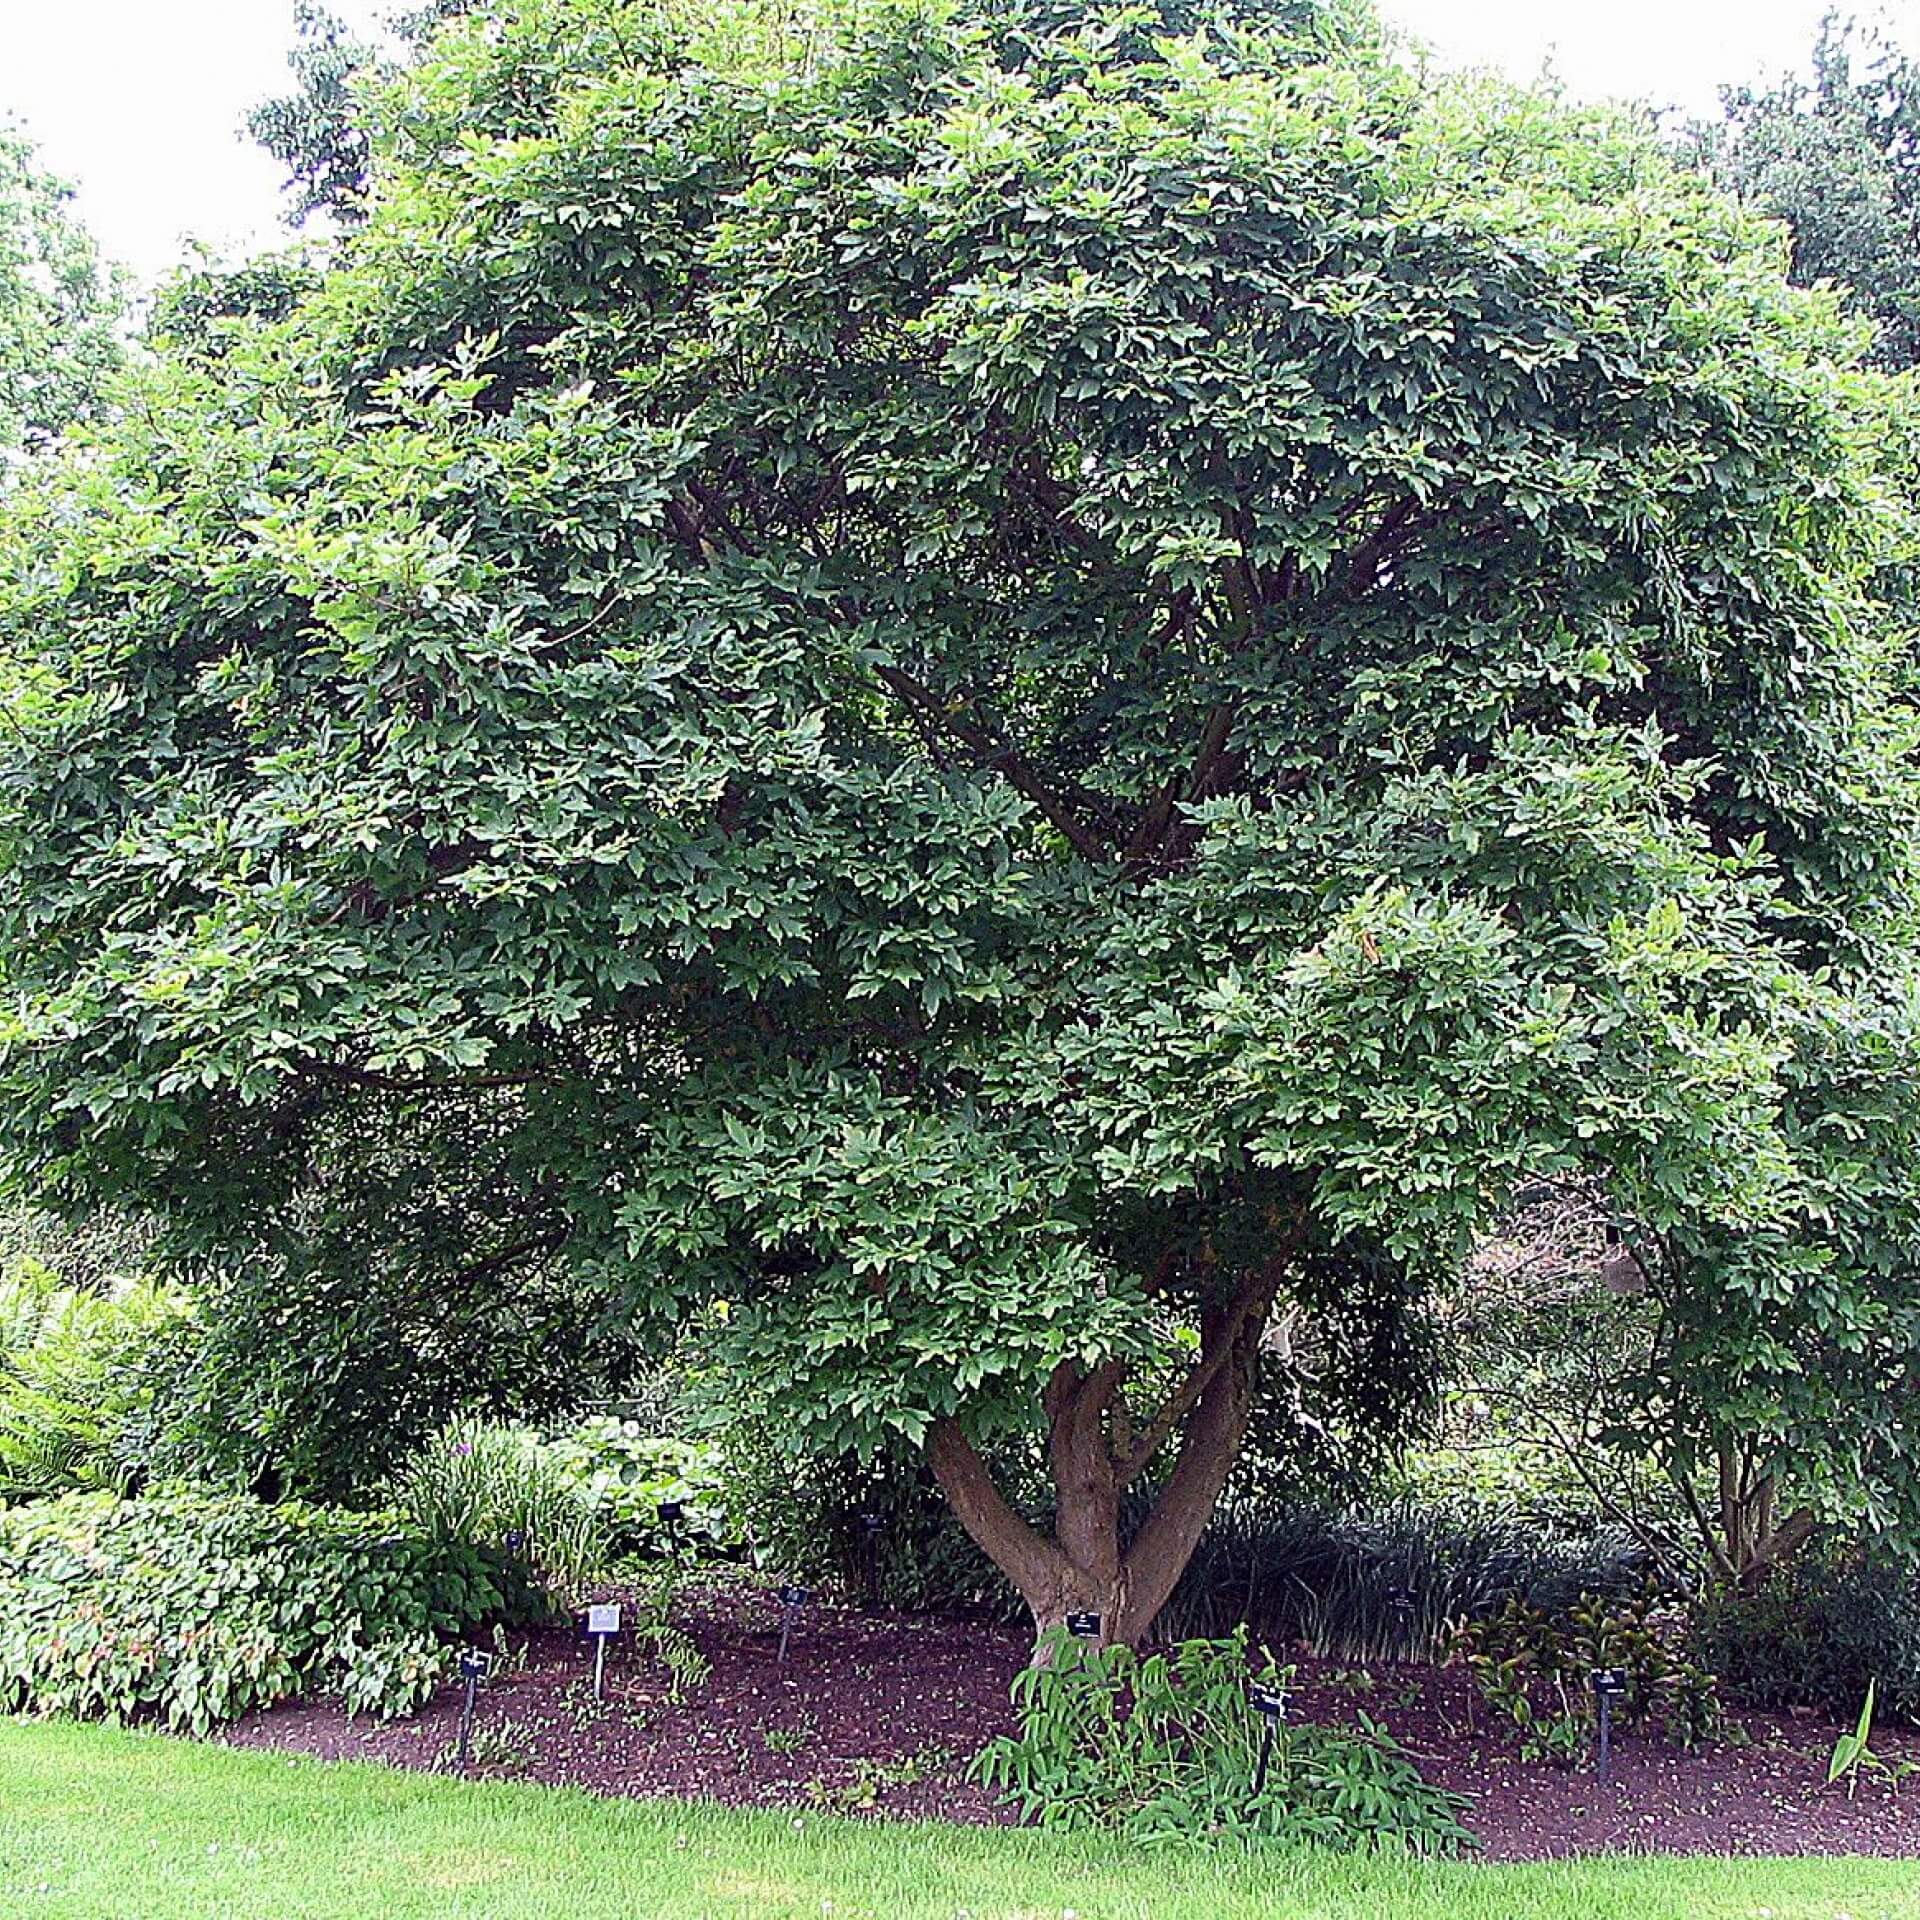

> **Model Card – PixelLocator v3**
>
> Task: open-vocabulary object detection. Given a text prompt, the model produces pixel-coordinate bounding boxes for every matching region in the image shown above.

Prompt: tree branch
[927,1417,1064,1600]
[1114,1216,1308,1486]
[873,664,1111,862]
[293,1060,560,1095]
[449,1228,568,1291]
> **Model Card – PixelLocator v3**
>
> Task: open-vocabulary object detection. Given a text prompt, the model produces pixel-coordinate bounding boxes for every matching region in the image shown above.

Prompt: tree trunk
[1708,1442,1817,1590]
[927,1252,1287,1654]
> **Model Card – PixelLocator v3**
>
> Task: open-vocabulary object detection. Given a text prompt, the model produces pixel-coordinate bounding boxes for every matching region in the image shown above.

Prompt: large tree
[1,0,1916,1643]
[248,0,476,229]
[1701,10,1920,371]
[0,125,121,456]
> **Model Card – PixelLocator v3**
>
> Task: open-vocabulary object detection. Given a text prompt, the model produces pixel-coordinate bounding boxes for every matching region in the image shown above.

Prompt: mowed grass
[1,1718,1917,1920]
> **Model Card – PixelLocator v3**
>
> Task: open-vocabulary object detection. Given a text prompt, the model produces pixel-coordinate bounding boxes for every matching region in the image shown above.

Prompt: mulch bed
[222,1579,1920,1860]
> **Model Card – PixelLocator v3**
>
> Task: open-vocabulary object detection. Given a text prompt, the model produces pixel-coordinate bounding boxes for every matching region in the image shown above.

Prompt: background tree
[1700,10,1920,371]
[0,125,122,456]
[248,0,476,228]
[1,0,1917,1646]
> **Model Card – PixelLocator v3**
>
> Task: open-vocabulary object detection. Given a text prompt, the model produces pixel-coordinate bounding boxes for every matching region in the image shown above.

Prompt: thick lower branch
[1116,1230,1305,1485]
[926,1417,1063,1602]
[873,665,1111,862]
[1118,1300,1270,1639]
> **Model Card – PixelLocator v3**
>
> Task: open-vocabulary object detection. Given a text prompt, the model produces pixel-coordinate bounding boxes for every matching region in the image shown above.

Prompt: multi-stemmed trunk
[926,1250,1291,1652]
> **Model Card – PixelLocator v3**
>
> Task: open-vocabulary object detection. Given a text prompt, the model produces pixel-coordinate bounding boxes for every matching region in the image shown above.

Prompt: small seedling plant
[1826,1682,1916,1796]
[806,1744,954,1815]
[437,1714,537,1776]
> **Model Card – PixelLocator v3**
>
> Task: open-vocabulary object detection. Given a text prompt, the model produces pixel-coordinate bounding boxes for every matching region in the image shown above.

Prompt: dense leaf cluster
[0,1492,507,1730]
[0,127,122,455]
[0,0,1916,1552]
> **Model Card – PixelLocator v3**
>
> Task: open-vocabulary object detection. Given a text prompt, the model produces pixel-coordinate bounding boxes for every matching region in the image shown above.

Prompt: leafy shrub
[0,1493,508,1731]
[720,1425,1024,1615]
[1459,1587,1721,1762]
[0,1260,183,1504]
[972,1629,1472,1854]
[401,1420,610,1605]
[338,1631,449,1720]
[1694,1545,1920,1726]
[543,1418,737,1555]
[1157,1495,1647,1660]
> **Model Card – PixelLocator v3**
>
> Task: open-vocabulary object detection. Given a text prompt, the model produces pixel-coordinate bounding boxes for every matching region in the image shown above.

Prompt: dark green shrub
[972,1628,1472,1854]
[0,1493,516,1731]
[1156,1495,1647,1659]
[1694,1546,1920,1726]
[721,1427,1026,1617]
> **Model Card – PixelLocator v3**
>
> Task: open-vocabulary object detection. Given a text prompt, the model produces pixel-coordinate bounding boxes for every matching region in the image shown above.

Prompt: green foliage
[974,1628,1470,1853]
[249,2,474,228]
[441,1711,538,1774]
[1822,1679,1915,1793]
[1693,1542,1920,1726]
[544,1417,735,1554]
[0,126,122,455]
[400,1419,610,1605]
[0,1493,504,1731]
[338,1629,450,1719]
[1700,12,1920,371]
[808,1743,954,1814]
[2,0,1919,1628]
[0,1256,183,1504]
[1157,1495,1645,1658]
[718,1421,1023,1611]
[611,1560,711,1702]
[1459,1588,1721,1763]
[1830,1680,1876,1792]
[116,1224,658,1502]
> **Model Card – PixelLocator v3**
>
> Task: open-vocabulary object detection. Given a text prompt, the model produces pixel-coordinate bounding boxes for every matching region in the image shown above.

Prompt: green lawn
[1,1719,1916,1920]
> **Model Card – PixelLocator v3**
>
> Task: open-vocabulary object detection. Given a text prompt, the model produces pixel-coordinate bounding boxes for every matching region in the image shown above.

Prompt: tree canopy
[0,125,122,456]
[248,0,477,229]
[2,0,1917,1637]
[1702,10,1920,372]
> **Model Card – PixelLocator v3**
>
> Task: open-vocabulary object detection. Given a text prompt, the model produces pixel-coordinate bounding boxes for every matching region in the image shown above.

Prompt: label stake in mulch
[776,1584,811,1664]
[1385,1584,1417,1658]
[455,1648,491,1773]
[585,1602,622,1699]
[1249,1681,1288,1798]
[857,1509,886,1613]
[656,1497,687,1571]
[1591,1667,1628,1784]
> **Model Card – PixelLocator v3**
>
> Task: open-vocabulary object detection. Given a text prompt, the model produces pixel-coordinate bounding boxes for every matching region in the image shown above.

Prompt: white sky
[0,0,1910,284]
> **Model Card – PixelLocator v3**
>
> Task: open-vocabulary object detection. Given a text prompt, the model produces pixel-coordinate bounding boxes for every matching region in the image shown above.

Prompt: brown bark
[1699,1443,1817,1590]
[927,1246,1296,1655]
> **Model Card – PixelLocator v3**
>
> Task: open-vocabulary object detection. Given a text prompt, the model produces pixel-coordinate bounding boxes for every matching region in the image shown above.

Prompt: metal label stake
[1591,1667,1628,1784]
[586,1603,622,1699]
[776,1585,810,1664]
[1250,1683,1287,1798]
[456,1649,491,1773]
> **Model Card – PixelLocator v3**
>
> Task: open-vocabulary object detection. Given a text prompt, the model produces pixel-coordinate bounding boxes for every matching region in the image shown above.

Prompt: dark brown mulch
[221,1580,1920,1860]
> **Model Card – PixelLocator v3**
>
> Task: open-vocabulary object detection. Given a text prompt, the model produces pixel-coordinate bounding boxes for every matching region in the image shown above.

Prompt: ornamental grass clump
[401,1418,610,1605]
